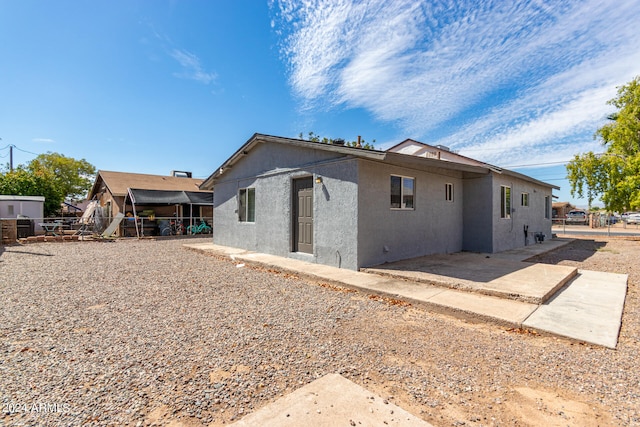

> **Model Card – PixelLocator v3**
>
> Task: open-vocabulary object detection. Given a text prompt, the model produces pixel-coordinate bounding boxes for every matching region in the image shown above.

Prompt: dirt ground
[1,235,639,427]
[337,235,640,427]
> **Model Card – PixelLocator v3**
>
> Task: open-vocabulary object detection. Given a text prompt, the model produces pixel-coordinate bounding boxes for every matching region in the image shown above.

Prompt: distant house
[87,170,213,236]
[200,133,558,270]
[552,201,574,219]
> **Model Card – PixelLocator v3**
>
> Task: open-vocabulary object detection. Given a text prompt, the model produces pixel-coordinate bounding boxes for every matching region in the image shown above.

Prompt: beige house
[552,201,574,219]
[87,170,213,236]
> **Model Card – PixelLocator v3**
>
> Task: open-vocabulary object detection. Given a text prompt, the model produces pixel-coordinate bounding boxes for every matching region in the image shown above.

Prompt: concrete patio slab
[523,270,628,349]
[362,254,577,304]
[230,373,432,427]
[489,238,572,261]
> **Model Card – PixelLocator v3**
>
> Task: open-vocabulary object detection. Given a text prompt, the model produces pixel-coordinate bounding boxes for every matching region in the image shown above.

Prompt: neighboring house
[552,202,574,219]
[87,170,213,236]
[200,133,558,271]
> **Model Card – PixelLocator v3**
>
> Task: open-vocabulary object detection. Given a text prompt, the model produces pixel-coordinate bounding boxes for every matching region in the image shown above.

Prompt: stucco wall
[211,140,555,270]
[491,174,553,253]
[310,160,359,269]
[357,159,464,268]
[212,142,360,269]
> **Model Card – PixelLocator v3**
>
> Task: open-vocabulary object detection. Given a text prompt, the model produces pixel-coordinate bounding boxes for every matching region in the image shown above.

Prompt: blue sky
[1,0,639,206]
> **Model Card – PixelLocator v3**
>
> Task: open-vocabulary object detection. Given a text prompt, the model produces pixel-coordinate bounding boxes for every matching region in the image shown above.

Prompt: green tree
[0,168,63,216]
[567,76,640,212]
[298,131,376,149]
[0,152,96,216]
[27,152,96,201]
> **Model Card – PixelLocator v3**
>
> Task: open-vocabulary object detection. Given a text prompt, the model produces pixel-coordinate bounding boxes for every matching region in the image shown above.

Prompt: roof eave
[501,169,560,190]
[199,133,387,190]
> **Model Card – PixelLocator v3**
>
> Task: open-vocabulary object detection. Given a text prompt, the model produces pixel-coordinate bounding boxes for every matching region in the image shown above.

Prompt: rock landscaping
[1,236,638,426]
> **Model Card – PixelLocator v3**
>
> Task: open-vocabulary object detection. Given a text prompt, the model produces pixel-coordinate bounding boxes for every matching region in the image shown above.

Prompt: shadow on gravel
[2,247,54,257]
[529,239,606,264]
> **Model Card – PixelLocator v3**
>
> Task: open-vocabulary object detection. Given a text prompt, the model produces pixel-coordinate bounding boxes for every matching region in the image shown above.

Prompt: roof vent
[435,145,450,152]
[332,138,345,146]
[171,170,193,178]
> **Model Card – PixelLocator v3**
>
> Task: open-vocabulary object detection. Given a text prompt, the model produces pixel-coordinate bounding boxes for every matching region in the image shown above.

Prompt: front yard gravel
[1,236,639,426]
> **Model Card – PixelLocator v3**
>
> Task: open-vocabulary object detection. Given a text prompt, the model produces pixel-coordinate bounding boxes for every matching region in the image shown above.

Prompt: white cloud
[170,48,217,85]
[273,0,640,167]
[32,138,55,143]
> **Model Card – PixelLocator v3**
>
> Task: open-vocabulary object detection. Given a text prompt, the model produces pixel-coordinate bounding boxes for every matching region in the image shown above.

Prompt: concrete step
[362,255,578,304]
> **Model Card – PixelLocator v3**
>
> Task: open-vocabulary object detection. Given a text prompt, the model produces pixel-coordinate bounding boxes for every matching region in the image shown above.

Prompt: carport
[124,188,213,237]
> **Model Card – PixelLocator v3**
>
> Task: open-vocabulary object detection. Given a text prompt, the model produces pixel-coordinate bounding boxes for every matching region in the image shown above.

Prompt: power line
[502,160,572,168]
[11,145,40,156]
[503,152,612,169]
[0,144,40,171]
[0,144,40,156]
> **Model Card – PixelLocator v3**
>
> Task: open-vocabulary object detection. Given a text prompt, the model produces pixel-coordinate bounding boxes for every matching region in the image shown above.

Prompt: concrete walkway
[184,240,627,349]
[230,373,433,427]
[523,270,628,347]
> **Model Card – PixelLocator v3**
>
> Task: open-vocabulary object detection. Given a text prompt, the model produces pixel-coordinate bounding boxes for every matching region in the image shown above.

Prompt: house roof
[553,201,574,208]
[0,195,45,202]
[88,170,207,199]
[386,139,494,168]
[200,133,559,191]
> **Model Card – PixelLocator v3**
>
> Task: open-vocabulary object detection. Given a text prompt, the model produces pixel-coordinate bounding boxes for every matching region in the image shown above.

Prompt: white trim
[238,187,256,223]
[500,185,511,219]
[390,174,415,210]
[445,183,454,202]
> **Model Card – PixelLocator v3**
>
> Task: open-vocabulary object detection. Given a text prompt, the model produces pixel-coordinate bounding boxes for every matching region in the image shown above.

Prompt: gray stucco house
[200,133,558,270]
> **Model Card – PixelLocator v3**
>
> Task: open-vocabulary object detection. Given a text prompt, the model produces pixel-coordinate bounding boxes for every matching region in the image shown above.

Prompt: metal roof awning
[128,188,213,205]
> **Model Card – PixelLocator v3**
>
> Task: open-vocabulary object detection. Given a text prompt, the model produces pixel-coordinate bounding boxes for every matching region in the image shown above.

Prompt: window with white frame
[521,192,529,207]
[390,175,415,209]
[545,196,550,219]
[500,185,511,219]
[445,183,454,202]
[238,188,255,222]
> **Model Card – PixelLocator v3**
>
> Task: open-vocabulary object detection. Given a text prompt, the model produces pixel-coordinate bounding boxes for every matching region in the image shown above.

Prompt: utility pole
[10,144,13,172]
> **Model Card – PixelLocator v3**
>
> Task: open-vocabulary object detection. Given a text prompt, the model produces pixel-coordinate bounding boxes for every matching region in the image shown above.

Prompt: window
[445,183,454,202]
[500,186,511,219]
[390,175,414,209]
[545,196,551,219]
[7,205,14,215]
[238,188,255,222]
[521,192,529,207]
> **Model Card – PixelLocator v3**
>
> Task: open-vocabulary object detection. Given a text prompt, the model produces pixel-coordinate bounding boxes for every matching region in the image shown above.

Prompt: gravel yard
[1,236,639,426]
